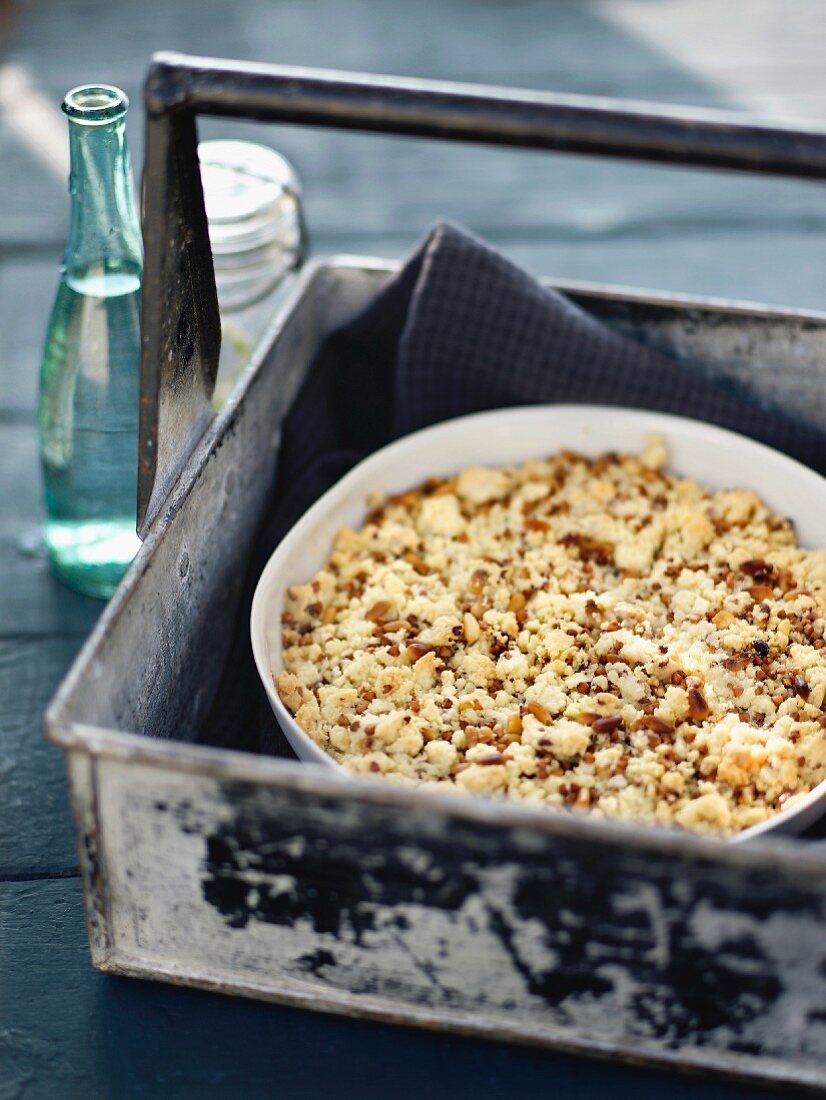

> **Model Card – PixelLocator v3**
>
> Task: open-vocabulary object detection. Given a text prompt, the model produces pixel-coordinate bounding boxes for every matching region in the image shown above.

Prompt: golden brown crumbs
[275,435,826,834]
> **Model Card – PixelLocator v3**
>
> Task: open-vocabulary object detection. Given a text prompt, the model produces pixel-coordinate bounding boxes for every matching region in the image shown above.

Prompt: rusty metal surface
[47,257,826,1091]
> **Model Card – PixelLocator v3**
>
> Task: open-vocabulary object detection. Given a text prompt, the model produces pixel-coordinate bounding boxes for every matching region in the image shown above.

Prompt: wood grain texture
[0,425,101,638]
[0,258,57,415]
[0,638,86,874]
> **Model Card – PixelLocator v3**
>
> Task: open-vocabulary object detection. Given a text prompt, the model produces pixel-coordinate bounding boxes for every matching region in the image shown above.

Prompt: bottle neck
[65,114,142,281]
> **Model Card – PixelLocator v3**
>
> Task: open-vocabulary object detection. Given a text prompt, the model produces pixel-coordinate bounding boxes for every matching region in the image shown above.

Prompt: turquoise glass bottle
[38,85,142,598]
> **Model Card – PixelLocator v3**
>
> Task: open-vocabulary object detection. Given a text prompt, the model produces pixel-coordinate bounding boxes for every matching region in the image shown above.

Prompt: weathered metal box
[47,55,826,1092]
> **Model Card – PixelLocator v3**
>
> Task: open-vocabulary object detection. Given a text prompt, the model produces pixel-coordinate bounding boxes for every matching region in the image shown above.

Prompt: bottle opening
[63,84,128,124]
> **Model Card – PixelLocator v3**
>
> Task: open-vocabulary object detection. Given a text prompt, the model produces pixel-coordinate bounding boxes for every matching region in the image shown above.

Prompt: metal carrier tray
[47,54,826,1092]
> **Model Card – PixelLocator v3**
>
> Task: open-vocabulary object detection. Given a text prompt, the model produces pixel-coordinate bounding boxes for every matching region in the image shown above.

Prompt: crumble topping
[276,436,826,834]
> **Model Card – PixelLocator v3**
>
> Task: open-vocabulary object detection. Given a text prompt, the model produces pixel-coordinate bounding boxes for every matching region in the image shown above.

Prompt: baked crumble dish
[276,436,826,834]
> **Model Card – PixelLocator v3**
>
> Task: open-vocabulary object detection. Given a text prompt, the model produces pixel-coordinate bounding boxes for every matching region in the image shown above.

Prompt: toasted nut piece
[793,675,811,700]
[687,687,711,721]
[365,600,393,623]
[457,698,482,712]
[592,715,623,735]
[463,612,481,644]
[392,488,421,508]
[712,610,735,629]
[644,716,674,735]
[469,569,488,595]
[478,751,503,765]
[381,620,410,633]
[506,714,523,738]
[724,655,751,672]
[526,701,551,724]
[524,517,550,533]
[431,480,456,497]
[741,558,774,576]
[748,585,774,602]
[322,605,338,625]
[404,551,429,575]
[574,787,592,810]
[508,592,527,612]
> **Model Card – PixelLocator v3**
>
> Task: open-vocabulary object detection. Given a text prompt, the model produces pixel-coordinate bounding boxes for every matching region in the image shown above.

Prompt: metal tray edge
[96,951,826,1092]
[46,720,826,874]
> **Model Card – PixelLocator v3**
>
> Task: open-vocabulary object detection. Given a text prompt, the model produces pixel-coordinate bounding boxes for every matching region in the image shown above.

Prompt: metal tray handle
[139,51,826,536]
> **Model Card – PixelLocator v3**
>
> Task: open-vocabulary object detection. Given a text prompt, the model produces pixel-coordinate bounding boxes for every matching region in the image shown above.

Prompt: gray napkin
[278,220,826,490]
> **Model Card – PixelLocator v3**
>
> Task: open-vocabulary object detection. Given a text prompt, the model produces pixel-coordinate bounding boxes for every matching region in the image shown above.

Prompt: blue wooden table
[2,1,824,1095]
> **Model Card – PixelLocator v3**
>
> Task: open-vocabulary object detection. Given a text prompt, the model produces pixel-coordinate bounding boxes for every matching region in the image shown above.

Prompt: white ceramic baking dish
[251,404,826,842]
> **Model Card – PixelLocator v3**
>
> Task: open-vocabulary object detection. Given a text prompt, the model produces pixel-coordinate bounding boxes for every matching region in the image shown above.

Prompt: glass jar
[199,140,306,406]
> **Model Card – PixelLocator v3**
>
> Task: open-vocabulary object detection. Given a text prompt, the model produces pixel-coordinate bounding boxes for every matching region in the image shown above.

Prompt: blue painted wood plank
[0,637,86,874]
[0,424,101,639]
[0,257,57,415]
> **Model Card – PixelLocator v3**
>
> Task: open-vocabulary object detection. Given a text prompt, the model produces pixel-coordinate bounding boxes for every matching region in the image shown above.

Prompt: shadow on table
[95,973,784,1099]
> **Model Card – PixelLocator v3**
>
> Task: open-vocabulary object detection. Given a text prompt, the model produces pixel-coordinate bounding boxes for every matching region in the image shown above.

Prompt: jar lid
[199,140,302,256]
